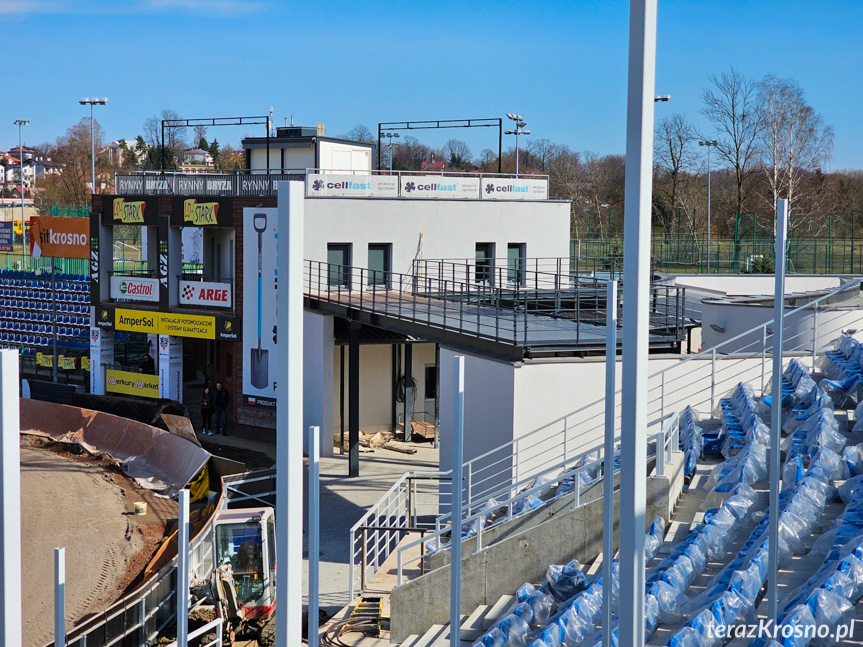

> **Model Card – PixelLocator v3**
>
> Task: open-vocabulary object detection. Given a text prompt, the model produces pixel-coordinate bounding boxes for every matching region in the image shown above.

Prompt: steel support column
[275,180,305,647]
[308,425,320,647]
[450,356,465,647]
[602,281,618,647]
[768,199,788,624]
[55,547,65,647]
[177,489,189,647]
[618,1,657,645]
[349,320,361,477]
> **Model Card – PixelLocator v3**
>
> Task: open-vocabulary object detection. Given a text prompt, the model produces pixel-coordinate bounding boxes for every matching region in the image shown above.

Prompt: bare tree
[701,68,763,222]
[526,138,557,172]
[343,124,375,143]
[757,74,834,225]
[193,124,208,149]
[443,139,473,169]
[40,118,105,206]
[653,113,698,233]
[142,109,187,168]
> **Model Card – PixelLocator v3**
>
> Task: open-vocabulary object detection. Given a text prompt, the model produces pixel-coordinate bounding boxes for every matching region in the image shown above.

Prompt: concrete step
[482,594,515,630]
[412,624,448,647]
[424,624,475,647]
[398,635,420,647]
[460,605,489,641]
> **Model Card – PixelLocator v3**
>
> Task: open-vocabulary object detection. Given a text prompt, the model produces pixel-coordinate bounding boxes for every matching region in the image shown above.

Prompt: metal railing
[349,277,863,593]
[115,169,306,197]
[304,260,687,352]
[165,618,224,647]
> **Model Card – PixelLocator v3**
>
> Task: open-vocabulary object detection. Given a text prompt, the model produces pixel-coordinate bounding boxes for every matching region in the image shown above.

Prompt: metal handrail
[165,618,224,647]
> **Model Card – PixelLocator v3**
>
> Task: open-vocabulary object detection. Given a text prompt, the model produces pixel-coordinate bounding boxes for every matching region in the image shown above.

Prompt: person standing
[199,386,213,435]
[214,381,230,435]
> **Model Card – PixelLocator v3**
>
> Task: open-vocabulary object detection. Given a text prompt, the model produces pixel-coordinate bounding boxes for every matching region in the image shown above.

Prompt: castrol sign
[110,276,159,302]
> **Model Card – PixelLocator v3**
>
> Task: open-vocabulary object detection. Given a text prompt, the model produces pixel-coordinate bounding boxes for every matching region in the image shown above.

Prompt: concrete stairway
[396,594,516,646]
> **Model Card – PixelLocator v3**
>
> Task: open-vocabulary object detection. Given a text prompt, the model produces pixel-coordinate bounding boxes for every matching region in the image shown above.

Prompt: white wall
[303,311,334,457]
[701,301,863,352]
[331,342,436,435]
[318,140,372,172]
[249,146,315,171]
[304,198,571,275]
[672,275,842,296]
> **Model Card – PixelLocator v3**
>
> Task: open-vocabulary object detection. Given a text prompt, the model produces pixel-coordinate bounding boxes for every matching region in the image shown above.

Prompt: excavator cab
[212,507,276,620]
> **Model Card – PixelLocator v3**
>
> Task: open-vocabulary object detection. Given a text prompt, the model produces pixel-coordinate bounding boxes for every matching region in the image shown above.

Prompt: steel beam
[55,547,65,647]
[768,199,788,624]
[618,1,658,645]
[177,489,189,647]
[602,281,618,647]
[349,320,360,477]
[308,425,320,647]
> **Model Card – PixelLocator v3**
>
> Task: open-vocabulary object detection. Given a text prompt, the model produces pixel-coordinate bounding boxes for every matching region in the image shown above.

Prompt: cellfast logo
[183,199,220,225]
[113,198,147,223]
[485,183,529,194]
[322,180,371,191]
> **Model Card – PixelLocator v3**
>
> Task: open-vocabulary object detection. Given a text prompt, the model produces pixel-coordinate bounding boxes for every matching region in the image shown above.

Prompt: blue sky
[2,0,861,170]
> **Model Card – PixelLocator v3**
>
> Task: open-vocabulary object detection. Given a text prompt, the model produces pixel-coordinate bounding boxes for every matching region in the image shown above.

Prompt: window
[475,243,495,285]
[368,244,392,288]
[507,243,526,285]
[215,522,264,603]
[327,244,352,287]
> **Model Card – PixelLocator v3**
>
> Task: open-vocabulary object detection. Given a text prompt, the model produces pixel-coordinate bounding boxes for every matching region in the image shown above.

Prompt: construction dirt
[20,436,171,647]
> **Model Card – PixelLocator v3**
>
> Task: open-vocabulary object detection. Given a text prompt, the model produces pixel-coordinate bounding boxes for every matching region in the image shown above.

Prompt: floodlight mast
[506,113,531,177]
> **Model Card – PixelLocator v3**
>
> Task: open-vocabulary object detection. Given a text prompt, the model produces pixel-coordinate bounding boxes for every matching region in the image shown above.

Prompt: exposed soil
[20,436,171,647]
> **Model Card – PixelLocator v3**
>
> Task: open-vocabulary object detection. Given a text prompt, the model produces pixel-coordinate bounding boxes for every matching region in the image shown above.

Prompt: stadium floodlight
[505,113,530,177]
[80,98,108,195]
[654,95,671,102]
[699,140,720,273]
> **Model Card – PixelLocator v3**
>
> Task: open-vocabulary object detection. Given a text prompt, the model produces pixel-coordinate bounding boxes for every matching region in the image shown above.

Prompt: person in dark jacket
[139,352,155,375]
[199,386,213,435]
[214,381,230,435]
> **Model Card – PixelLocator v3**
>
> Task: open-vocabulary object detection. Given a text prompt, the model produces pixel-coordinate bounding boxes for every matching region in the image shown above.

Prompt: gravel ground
[21,442,168,647]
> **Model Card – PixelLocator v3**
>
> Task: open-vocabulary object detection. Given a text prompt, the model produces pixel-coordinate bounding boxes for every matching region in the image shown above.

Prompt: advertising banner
[106,369,159,398]
[305,173,398,198]
[89,327,113,394]
[30,217,90,259]
[180,280,232,308]
[101,196,160,226]
[400,175,480,199]
[170,197,234,228]
[110,276,159,302]
[481,178,549,200]
[35,353,78,370]
[0,222,13,251]
[100,306,237,340]
[242,207,278,407]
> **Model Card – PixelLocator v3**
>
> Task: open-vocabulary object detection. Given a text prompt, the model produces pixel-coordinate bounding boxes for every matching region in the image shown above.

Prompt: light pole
[382,132,399,171]
[505,113,530,177]
[699,140,719,273]
[79,98,107,195]
[13,120,28,261]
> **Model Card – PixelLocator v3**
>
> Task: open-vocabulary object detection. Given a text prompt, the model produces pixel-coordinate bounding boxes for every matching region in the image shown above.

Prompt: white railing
[165,617,224,647]
[349,278,863,594]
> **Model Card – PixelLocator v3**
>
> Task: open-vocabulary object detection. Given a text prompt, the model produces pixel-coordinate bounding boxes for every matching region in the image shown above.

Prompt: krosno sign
[305,173,548,200]
[110,276,159,303]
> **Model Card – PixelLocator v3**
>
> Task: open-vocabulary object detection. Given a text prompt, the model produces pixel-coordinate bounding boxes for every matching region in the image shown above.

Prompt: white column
[308,425,320,647]
[767,199,788,624]
[619,1,657,645]
[602,281,618,647]
[177,489,190,647]
[55,547,65,647]
[450,356,465,647]
[158,334,182,402]
[276,181,305,647]
[0,349,22,647]
[89,327,114,395]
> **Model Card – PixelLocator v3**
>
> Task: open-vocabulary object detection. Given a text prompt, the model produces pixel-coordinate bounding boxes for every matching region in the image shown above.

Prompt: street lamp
[699,140,719,273]
[505,113,531,177]
[79,98,108,195]
[382,132,399,171]
[13,120,28,261]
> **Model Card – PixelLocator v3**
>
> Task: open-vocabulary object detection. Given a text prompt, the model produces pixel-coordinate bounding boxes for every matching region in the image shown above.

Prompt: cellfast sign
[400,175,480,199]
[481,178,549,200]
[110,276,159,303]
[305,173,398,198]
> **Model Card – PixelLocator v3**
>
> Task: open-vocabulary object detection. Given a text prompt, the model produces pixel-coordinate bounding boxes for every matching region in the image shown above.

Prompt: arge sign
[180,280,232,307]
[306,173,398,198]
[110,276,159,302]
[481,178,549,200]
[399,175,480,199]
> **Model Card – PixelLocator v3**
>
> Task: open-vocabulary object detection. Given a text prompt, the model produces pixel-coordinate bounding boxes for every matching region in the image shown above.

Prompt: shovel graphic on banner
[250,212,269,389]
